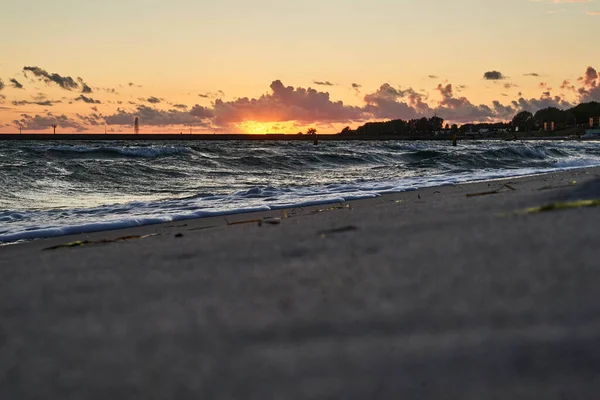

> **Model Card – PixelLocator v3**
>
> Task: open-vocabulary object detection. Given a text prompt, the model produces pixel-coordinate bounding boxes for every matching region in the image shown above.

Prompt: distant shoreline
[0,133,590,141]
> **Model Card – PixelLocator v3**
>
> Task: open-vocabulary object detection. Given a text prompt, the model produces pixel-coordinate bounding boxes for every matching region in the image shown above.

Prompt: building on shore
[543,121,555,132]
[583,117,600,138]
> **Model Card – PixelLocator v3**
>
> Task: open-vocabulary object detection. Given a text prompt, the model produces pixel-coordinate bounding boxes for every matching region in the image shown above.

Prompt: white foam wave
[41,145,189,158]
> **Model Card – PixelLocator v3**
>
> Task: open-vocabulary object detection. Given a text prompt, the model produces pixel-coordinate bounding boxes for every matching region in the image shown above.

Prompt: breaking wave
[2,139,599,243]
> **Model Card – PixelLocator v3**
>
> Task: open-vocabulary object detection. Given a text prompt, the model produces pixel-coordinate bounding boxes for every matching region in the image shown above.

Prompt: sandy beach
[2,167,600,399]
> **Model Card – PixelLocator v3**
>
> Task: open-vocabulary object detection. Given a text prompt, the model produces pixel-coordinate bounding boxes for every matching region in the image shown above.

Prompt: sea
[1,139,599,244]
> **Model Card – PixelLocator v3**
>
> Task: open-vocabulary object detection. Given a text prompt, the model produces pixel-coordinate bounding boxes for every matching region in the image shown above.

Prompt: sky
[0,0,599,134]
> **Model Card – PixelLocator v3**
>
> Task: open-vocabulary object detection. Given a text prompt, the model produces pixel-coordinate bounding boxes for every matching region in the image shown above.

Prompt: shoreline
[2,165,600,398]
[3,165,599,250]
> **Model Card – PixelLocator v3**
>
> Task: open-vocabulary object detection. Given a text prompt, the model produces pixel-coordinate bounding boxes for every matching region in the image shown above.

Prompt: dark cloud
[10,78,24,89]
[146,96,161,104]
[13,112,87,131]
[578,66,598,87]
[362,83,426,120]
[189,105,213,118]
[77,77,93,93]
[577,66,599,102]
[76,112,104,126]
[428,75,438,79]
[431,83,503,123]
[313,80,334,86]
[12,99,62,107]
[560,80,576,92]
[437,83,453,98]
[483,71,506,80]
[75,95,101,104]
[23,66,79,90]
[104,104,213,127]
[172,104,188,109]
[524,73,540,77]
[510,95,573,113]
[352,83,362,89]
[0,79,4,91]
[213,80,364,126]
[81,83,93,93]
[198,91,225,99]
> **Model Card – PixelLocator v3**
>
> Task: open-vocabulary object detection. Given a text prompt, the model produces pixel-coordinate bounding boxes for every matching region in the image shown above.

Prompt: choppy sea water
[1,140,599,243]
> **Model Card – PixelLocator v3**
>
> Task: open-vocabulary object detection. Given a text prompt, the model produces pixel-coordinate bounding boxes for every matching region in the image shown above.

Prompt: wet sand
[2,167,600,399]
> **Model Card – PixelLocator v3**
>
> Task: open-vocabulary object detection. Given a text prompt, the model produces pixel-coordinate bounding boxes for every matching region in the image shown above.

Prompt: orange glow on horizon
[237,121,301,135]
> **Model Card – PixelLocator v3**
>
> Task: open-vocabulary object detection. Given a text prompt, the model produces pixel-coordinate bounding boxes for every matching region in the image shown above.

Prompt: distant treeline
[338,101,600,136]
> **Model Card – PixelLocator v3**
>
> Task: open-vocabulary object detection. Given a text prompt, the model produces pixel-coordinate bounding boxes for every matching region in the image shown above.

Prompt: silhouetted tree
[307,128,317,135]
[511,111,533,132]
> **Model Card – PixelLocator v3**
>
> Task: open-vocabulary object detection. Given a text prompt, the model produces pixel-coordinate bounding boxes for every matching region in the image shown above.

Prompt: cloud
[483,71,506,80]
[75,95,101,104]
[10,78,24,89]
[352,83,362,89]
[524,73,540,77]
[172,104,188,109]
[560,79,577,91]
[504,82,518,89]
[437,83,453,98]
[588,11,600,15]
[198,91,225,99]
[76,77,93,94]
[577,66,599,101]
[313,80,334,86]
[23,66,79,91]
[76,112,104,126]
[431,83,509,122]
[428,75,438,79]
[13,112,87,131]
[0,79,4,91]
[578,66,598,86]
[146,96,161,104]
[104,104,213,127]
[189,104,213,118]
[510,95,573,113]
[362,83,427,120]
[12,98,62,106]
[212,80,364,126]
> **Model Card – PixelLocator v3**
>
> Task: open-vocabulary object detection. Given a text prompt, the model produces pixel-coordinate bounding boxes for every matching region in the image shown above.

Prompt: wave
[3,140,600,244]
[34,145,190,158]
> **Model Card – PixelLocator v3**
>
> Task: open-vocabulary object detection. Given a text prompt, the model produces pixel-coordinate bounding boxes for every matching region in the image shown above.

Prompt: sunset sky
[1,0,599,134]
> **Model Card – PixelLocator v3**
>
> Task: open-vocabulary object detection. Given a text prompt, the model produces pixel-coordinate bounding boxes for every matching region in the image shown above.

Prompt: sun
[238,121,299,134]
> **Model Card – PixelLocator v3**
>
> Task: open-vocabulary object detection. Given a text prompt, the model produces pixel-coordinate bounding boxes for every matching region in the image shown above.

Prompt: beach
[2,167,600,398]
